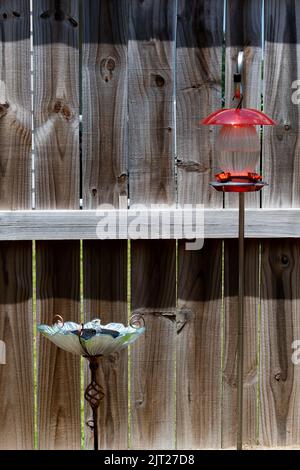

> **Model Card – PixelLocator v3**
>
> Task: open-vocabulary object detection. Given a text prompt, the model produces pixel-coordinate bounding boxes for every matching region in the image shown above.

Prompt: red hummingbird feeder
[201,51,276,451]
[201,51,276,193]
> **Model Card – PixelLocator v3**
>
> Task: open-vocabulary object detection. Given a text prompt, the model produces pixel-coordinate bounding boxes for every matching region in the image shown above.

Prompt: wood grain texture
[176,0,223,450]
[82,0,128,209]
[3,209,300,240]
[131,240,176,449]
[33,0,81,449]
[128,0,176,450]
[82,0,129,450]
[260,239,300,447]
[33,0,79,209]
[37,240,80,449]
[177,239,222,449]
[0,0,31,210]
[0,1,33,450]
[83,240,128,449]
[176,0,224,208]
[222,239,259,448]
[263,0,300,208]
[225,0,262,208]
[0,242,33,449]
[128,0,175,205]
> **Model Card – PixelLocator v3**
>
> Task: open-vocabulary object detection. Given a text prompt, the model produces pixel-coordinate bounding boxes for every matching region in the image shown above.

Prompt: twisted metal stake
[84,356,104,451]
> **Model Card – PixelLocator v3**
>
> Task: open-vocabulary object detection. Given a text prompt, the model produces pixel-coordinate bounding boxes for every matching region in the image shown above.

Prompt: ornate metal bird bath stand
[84,356,104,451]
[38,314,145,451]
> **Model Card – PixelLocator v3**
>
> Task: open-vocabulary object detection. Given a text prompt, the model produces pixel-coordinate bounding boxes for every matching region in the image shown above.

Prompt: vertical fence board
[223,0,262,449]
[0,0,33,450]
[225,0,262,209]
[36,241,80,449]
[223,240,259,448]
[82,0,128,209]
[131,240,176,449]
[0,242,33,449]
[0,0,32,210]
[83,241,128,450]
[260,0,300,448]
[82,0,129,450]
[33,0,81,449]
[128,0,175,206]
[129,0,176,449]
[260,240,300,448]
[176,0,223,450]
[176,0,224,209]
[34,0,79,209]
[263,0,300,209]
[177,240,222,449]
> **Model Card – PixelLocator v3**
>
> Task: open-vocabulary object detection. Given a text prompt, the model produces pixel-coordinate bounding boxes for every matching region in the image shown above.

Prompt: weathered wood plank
[0,242,33,449]
[83,241,128,449]
[82,0,128,209]
[176,0,224,208]
[177,239,222,449]
[0,0,31,210]
[222,239,259,449]
[176,0,223,450]
[3,209,300,240]
[260,240,300,447]
[263,0,300,208]
[0,0,33,450]
[34,0,79,209]
[36,241,80,449]
[131,240,176,449]
[225,0,262,208]
[128,0,175,205]
[82,0,129,450]
[259,0,300,449]
[33,0,81,449]
[129,0,176,449]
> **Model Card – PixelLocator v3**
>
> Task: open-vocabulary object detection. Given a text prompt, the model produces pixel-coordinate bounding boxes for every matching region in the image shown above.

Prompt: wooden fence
[0,0,300,450]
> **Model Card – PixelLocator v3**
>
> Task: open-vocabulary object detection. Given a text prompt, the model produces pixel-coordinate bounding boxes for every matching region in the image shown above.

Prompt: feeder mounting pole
[237,192,245,450]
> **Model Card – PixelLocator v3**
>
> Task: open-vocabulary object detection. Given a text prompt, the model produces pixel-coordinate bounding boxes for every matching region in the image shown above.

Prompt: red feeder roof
[201,108,276,126]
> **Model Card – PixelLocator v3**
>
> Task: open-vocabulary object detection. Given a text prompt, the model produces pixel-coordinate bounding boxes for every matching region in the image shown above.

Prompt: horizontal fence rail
[1,209,300,240]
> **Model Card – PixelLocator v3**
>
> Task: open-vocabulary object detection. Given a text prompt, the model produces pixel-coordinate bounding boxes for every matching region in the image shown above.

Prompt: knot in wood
[0,102,9,118]
[106,58,116,71]
[101,57,116,82]
[280,254,289,267]
[117,173,127,184]
[53,100,72,121]
[155,75,165,87]
[108,352,120,365]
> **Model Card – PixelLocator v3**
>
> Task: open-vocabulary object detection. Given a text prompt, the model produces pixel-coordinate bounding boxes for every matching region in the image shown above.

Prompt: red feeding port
[211,171,266,192]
